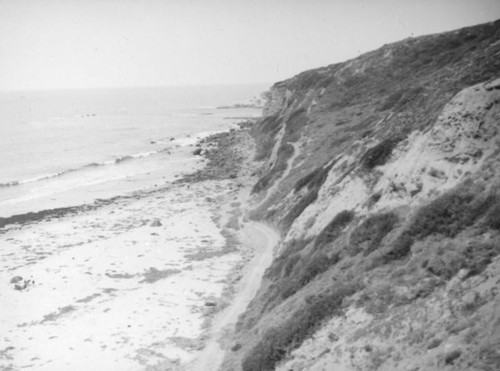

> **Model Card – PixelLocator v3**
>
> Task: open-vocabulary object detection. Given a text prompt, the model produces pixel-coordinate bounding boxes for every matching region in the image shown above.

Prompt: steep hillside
[225,20,500,371]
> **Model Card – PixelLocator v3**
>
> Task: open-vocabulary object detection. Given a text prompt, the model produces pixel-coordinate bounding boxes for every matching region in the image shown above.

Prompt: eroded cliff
[225,20,500,371]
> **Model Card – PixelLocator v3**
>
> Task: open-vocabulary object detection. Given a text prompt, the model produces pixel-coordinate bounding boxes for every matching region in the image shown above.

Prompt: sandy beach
[0,128,276,371]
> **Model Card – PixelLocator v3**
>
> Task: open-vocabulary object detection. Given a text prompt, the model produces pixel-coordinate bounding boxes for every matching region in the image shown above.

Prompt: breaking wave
[0,147,173,189]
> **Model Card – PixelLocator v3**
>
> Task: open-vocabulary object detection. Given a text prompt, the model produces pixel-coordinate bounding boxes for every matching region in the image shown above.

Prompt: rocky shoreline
[181,121,257,183]
[0,121,256,232]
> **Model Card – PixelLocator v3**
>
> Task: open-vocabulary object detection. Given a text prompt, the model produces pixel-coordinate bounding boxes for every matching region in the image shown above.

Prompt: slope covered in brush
[223,19,500,371]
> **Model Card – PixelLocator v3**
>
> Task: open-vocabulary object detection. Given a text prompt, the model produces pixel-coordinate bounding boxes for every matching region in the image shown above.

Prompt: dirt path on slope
[185,221,280,371]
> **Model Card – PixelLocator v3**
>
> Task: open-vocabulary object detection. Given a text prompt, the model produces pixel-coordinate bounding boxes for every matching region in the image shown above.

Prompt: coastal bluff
[224,19,500,371]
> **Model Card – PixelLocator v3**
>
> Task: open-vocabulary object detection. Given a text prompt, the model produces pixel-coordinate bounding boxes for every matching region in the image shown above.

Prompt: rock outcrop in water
[225,19,500,371]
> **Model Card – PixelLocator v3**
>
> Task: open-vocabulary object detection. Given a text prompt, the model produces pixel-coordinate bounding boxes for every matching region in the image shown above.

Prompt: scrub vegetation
[232,20,500,371]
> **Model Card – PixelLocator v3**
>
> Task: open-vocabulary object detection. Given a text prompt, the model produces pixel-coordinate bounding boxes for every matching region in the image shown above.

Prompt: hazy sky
[1,0,499,90]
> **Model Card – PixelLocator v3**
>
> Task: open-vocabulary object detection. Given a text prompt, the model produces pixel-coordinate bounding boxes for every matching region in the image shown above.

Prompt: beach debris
[151,218,162,227]
[10,276,34,291]
[204,301,217,307]
[105,272,135,279]
[140,267,180,283]
[10,276,23,284]
[193,148,202,156]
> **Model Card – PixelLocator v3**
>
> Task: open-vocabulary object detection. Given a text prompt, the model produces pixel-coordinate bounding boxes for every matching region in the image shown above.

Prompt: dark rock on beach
[150,218,162,227]
[11,276,34,291]
[0,204,98,232]
[10,276,23,284]
[179,124,254,183]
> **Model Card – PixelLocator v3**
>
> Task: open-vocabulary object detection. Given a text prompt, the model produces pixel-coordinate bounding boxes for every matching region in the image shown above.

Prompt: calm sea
[0,84,267,217]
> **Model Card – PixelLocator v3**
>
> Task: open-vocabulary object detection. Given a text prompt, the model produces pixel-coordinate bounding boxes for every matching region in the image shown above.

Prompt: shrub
[280,189,319,231]
[242,327,287,371]
[376,188,497,267]
[361,129,373,139]
[444,349,461,365]
[350,212,399,256]
[265,239,311,279]
[316,74,336,89]
[252,115,282,161]
[426,241,500,279]
[408,189,495,239]
[425,247,465,279]
[358,115,380,130]
[252,143,294,193]
[379,90,404,111]
[343,74,365,88]
[314,210,355,250]
[485,201,500,230]
[360,137,401,170]
[281,253,340,300]
[292,70,323,90]
[396,87,424,110]
[300,253,340,283]
[242,283,357,371]
[254,136,276,161]
[294,169,321,192]
[368,192,382,208]
[294,160,336,193]
[284,108,308,143]
[260,114,282,135]
[382,231,414,263]
[283,254,301,277]
[380,86,425,112]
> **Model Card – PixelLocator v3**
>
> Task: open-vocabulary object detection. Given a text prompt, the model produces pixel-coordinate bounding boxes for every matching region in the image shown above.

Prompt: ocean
[0,84,266,217]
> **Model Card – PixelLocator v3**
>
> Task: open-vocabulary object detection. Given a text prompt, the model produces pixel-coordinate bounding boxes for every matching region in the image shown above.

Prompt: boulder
[10,276,23,284]
[151,219,162,227]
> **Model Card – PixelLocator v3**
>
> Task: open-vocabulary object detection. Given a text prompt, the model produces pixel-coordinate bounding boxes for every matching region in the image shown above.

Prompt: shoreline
[0,121,270,370]
[0,124,244,225]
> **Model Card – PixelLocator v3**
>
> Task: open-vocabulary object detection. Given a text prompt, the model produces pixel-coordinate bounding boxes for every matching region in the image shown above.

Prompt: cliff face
[224,19,500,371]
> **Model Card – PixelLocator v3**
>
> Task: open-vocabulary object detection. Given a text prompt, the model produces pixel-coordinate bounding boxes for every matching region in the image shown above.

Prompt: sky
[0,0,499,91]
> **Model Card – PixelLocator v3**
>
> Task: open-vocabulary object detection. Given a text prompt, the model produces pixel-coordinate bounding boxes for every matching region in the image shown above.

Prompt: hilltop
[221,19,500,371]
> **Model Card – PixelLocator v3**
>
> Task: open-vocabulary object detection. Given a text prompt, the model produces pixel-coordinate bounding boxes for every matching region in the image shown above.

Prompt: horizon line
[0,81,273,93]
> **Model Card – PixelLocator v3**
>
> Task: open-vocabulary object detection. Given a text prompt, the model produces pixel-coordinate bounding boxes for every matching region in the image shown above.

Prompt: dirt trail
[186,221,280,371]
